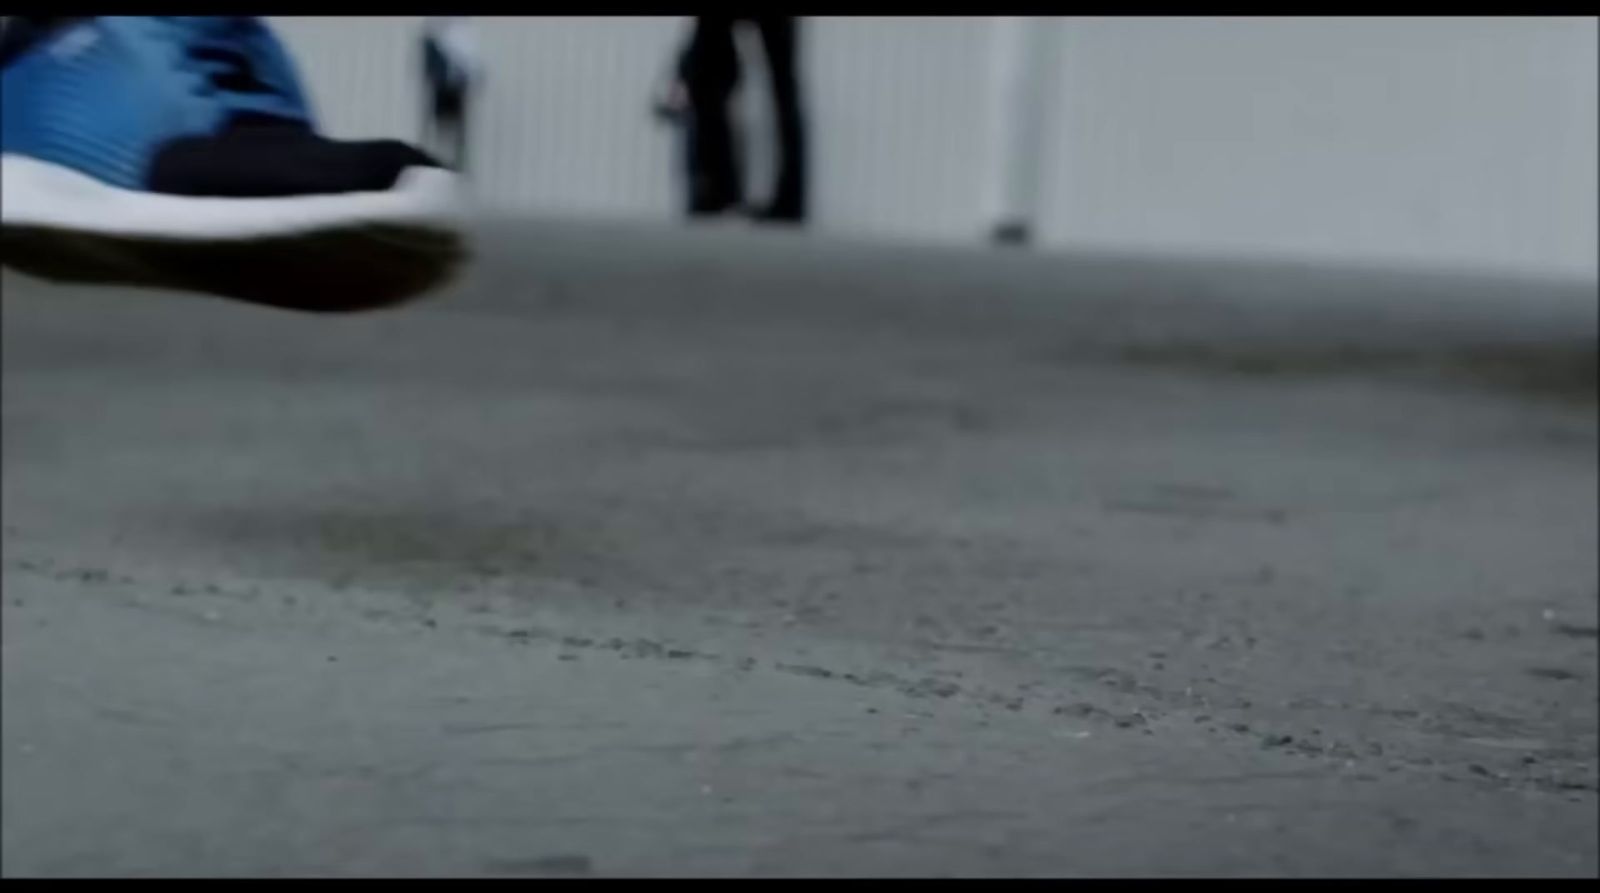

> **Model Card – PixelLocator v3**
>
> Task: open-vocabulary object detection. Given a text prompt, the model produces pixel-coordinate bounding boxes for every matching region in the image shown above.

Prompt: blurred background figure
[420,15,481,173]
[673,16,808,225]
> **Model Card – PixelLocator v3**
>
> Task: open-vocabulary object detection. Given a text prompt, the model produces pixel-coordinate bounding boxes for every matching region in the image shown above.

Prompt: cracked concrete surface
[3,221,1596,876]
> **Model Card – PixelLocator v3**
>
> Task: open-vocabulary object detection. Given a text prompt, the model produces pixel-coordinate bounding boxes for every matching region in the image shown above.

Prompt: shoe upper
[1,17,441,197]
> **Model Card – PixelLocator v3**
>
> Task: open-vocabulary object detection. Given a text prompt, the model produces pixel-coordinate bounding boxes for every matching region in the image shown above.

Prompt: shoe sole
[0,154,468,312]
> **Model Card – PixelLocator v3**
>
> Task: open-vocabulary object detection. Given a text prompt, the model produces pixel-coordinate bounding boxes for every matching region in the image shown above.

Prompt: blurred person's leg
[681,16,743,217]
[1,16,464,313]
[420,32,443,154]
[450,91,469,175]
[420,92,438,157]
[419,17,476,175]
[428,85,469,173]
[750,16,807,224]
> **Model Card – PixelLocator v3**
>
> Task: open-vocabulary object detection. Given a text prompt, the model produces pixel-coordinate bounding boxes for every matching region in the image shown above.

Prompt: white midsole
[0,154,463,240]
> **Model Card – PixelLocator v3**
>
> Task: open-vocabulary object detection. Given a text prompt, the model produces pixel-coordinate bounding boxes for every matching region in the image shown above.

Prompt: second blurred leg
[682,16,744,217]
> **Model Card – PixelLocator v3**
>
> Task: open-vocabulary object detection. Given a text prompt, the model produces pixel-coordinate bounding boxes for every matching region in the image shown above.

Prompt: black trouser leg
[681,16,742,216]
[428,89,467,171]
[752,16,807,222]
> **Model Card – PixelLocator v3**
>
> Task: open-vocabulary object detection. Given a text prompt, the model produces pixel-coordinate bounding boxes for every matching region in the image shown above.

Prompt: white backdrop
[1033,17,1600,281]
[271,16,1599,282]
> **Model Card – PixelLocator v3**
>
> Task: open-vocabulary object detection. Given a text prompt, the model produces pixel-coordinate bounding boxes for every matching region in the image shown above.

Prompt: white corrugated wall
[270,16,1599,281]
[1032,17,1600,281]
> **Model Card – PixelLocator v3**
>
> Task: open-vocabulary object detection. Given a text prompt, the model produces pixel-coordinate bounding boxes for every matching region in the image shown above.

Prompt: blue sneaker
[1,16,465,312]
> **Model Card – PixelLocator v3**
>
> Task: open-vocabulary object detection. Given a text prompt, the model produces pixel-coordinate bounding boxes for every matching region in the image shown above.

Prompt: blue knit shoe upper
[1,17,315,190]
[2,17,440,198]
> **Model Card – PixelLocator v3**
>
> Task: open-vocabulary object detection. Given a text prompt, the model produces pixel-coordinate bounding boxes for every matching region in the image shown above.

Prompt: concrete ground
[3,220,1596,877]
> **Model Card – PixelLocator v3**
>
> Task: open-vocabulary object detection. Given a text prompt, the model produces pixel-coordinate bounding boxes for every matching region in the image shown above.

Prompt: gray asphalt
[3,220,1597,877]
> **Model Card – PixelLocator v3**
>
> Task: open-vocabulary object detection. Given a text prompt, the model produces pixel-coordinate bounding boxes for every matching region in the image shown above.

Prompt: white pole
[986,16,1054,244]
[982,17,1026,241]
